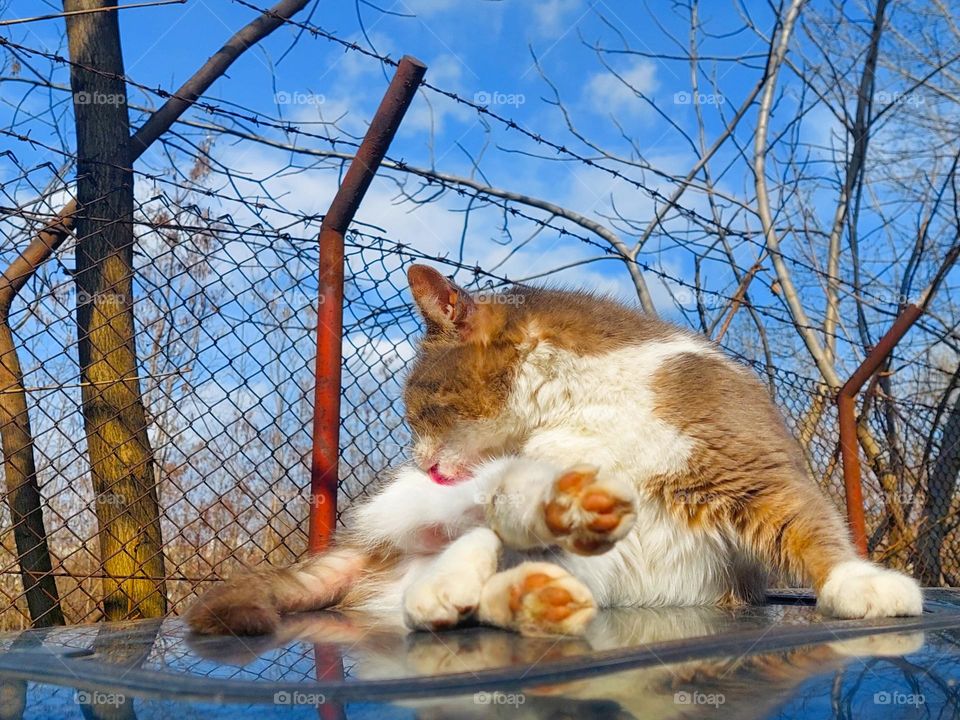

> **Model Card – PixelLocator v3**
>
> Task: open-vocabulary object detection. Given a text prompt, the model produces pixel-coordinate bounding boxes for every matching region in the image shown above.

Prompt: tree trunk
[64,0,167,619]
[916,386,960,585]
[0,318,64,626]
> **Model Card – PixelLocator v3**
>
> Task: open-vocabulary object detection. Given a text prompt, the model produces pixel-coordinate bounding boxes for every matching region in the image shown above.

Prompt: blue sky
[2,0,783,312]
[2,0,946,379]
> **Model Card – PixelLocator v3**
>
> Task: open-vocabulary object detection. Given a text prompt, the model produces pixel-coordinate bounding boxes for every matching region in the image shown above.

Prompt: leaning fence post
[308,56,428,552]
[837,242,960,558]
[837,308,923,557]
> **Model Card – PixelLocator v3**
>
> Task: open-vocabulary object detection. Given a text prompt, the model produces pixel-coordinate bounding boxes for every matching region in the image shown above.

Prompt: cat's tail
[184,546,380,635]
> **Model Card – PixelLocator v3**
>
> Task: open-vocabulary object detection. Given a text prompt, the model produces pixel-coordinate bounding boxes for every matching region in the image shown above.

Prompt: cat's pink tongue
[428,464,462,486]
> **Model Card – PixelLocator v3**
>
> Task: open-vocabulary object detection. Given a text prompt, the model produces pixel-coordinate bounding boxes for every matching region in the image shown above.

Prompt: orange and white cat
[186,264,922,637]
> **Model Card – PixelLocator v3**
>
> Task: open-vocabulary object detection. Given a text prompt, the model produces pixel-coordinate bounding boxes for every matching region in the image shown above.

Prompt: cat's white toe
[403,571,486,631]
[817,560,923,619]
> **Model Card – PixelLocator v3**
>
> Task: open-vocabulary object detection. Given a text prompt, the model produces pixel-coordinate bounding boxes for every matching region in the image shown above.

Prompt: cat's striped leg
[478,561,597,636]
[732,475,922,618]
[402,527,501,631]
[184,546,369,635]
[478,457,637,556]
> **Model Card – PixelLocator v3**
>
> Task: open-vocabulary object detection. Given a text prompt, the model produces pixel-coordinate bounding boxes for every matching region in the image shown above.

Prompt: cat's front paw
[542,464,637,555]
[479,562,596,636]
[403,568,486,632]
[817,560,923,619]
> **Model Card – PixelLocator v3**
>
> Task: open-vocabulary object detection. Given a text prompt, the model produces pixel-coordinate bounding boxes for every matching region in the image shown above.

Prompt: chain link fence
[1,200,957,631]
[0,181,523,629]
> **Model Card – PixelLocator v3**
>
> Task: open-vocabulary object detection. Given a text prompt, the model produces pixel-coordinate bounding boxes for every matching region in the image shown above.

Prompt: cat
[185,263,923,637]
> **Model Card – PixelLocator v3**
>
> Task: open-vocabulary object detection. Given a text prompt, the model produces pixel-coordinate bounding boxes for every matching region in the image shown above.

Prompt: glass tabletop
[1,591,958,718]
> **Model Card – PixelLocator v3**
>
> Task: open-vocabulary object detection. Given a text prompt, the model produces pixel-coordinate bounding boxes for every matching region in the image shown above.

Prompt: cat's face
[403,265,523,480]
[401,264,668,480]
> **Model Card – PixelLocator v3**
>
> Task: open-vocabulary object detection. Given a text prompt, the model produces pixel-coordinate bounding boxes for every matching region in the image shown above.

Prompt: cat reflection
[185,605,923,719]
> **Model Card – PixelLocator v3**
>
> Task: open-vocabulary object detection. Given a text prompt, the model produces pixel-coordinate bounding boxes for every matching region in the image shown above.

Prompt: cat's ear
[407,264,477,335]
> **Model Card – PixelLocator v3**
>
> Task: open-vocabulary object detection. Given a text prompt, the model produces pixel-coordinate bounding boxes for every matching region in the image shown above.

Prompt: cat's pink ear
[407,264,476,334]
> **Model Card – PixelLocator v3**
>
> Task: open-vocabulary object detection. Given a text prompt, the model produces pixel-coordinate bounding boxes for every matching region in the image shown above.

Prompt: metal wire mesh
[0,172,519,629]
[2,206,956,631]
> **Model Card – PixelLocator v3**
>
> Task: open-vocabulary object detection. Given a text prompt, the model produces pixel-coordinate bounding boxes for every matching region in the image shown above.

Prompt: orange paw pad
[542,465,636,555]
[508,571,591,630]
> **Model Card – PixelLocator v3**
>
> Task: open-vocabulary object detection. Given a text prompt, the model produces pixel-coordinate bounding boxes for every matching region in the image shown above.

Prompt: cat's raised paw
[543,464,637,555]
[479,562,596,636]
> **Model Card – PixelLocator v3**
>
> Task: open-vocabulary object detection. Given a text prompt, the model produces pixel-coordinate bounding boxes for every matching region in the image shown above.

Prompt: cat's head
[402,264,666,482]
[403,265,524,481]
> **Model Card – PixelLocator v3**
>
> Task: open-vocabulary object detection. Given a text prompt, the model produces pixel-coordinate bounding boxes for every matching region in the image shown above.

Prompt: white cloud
[585,59,659,116]
[532,0,584,36]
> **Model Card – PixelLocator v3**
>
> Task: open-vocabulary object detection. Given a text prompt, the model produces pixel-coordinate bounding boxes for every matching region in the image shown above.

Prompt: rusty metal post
[308,55,427,553]
[837,243,959,558]
[837,304,925,557]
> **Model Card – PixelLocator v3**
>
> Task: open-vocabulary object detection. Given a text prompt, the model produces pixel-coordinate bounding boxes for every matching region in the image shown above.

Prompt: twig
[0,0,185,27]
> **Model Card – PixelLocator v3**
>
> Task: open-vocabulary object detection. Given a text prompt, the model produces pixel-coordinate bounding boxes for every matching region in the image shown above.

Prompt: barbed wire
[226,0,944,313]
[2,18,935,317]
[0,131,867,352]
[5,131,955,386]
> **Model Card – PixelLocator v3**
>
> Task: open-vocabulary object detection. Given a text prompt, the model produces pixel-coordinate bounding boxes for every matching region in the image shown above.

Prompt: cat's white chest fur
[556,503,737,607]
[507,340,740,606]
[508,339,704,476]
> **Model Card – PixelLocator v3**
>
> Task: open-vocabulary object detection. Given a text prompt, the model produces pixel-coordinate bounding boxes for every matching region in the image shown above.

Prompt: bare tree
[64,0,168,619]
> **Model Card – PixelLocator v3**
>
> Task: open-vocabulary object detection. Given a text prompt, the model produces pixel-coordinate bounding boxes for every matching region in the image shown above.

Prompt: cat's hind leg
[478,561,597,636]
[184,546,369,635]
[730,474,922,618]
